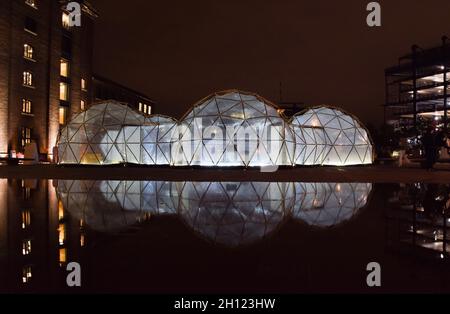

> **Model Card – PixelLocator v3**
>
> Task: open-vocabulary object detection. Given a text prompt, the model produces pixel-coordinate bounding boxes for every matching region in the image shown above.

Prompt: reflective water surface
[0,179,449,293]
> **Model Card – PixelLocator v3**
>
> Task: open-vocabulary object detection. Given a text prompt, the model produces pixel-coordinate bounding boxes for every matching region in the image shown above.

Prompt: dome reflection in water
[56,180,372,247]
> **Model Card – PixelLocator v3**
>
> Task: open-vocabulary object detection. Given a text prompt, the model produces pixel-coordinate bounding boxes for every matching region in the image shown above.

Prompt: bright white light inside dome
[56,94,373,167]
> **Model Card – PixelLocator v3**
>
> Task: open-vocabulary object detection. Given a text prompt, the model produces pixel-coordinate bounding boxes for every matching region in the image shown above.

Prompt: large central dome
[172,90,295,167]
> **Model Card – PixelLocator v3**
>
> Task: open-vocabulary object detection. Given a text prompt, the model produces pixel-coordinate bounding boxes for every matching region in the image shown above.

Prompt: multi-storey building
[0,0,97,159]
[385,37,450,132]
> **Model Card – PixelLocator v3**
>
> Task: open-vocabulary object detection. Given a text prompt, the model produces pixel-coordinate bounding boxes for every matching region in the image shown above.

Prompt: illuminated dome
[141,115,178,165]
[56,101,177,165]
[290,106,373,166]
[56,180,177,232]
[292,182,372,227]
[172,90,295,167]
[177,181,294,247]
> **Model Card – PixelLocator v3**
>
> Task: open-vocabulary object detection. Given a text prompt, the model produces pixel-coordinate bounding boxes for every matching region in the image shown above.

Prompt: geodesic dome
[56,180,177,232]
[290,107,373,166]
[176,181,294,247]
[172,90,295,167]
[292,182,372,227]
[141,115,177,165]
[56,101,177,165]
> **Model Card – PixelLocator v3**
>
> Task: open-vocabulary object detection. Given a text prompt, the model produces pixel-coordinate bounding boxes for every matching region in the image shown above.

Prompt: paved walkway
[0,164,450,182]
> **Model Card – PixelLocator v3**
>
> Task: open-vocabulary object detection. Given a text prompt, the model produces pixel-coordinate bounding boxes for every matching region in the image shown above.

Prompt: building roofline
[92,74,156,104]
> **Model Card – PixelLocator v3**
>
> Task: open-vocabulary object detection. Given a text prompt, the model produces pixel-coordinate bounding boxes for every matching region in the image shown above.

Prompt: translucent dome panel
[175,181,295,247]
[56,102,177,165]
[290,107,373,166]
[56,180,177,232]
[172,91,295,167]
[292,182,372,227]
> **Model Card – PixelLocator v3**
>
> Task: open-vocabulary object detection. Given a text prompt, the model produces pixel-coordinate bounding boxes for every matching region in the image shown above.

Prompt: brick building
[0,0,154,160]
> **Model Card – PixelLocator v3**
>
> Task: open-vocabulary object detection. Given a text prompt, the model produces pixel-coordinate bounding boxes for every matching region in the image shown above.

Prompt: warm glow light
[58,200,64,220]
[62,12,70,28]
[59,82,69,101]
[22,239,31,255]
[59,248,67,264]
[58,223,66,245]
[60,59,69,77]
[23,71,33,86]
[59,107,67,125]
[80,234,85,247]
[22,266,32,283]
[21,210,31,229]
[23,44,33,59]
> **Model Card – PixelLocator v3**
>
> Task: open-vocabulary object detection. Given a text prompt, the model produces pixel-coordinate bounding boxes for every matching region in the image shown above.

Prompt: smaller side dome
[56,101,178,165]
[290,106,373,166]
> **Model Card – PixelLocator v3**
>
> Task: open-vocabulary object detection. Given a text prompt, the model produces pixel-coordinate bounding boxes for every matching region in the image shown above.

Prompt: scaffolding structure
[385,37,450,132]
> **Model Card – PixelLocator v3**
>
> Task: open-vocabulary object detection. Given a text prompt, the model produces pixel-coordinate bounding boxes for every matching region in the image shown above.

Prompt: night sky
[91,0,450,126]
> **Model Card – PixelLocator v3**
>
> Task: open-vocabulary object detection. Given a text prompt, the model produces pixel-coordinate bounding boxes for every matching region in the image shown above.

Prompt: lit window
[22,99,32,114]
[25,0,37,9]
[80,234,85,247]
[22,266,32,283]
[60,59,69,77]
[23,44,34,59]
[21,209,31,229]
[80,100,85,111]
[59,247,67,264]
[22,239,32,255]
[59,82,69,101]
[62,12,70,29]
[139,102,151,115]
[21,127,32,148]
[58,223,65,245]
[23,71,33,86]
[81,78,87,91]
[59,107,67,125]
[58,200,64,220]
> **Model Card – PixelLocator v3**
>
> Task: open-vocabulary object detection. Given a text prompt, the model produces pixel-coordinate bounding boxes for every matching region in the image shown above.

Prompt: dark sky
[91,0,450,126]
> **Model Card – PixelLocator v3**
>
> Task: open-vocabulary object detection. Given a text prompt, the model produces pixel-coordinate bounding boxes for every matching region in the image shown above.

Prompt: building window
[58,223,66,245]
[58,200,64,220]
[20,127,32,149]
[60,59,69,77]
[80,100,85,111]
[22,99,32,114]
[81,78,87,91]
[23,44,34,60]
[62,12,70,29]
[25,0,37,9]
[59,247,67,265]
[80,234,85,247]
[21,209,31,229]
[139,102,151,115]
[22,265,32,283]
[24,17,37,35]
[59,82,69,101]
[22,239,32,255]
[23,71,33,87]
[59,107,67,125]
